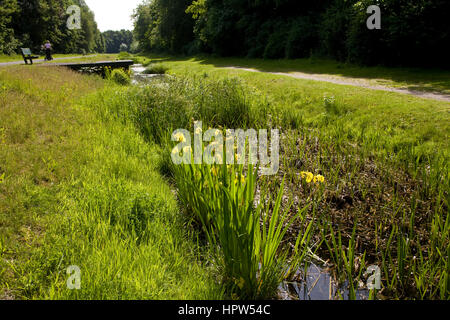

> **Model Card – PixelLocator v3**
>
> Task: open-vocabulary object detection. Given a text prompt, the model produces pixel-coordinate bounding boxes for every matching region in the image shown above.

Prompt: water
[279,263,370,300]
[131,64,166,84]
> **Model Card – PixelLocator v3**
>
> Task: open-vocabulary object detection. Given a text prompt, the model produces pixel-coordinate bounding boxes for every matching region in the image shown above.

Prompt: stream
[131,64,167,84]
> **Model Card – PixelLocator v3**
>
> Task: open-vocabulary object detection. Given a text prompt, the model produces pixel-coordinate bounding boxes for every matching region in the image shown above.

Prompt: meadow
[0,53,448,300]
[131,54,450,299]
[0,65,222,299]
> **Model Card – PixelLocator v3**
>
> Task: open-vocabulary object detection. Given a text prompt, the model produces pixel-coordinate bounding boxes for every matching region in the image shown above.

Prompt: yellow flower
[171,147,179,155]
[301,171,314,183]
[195,127,202,135]
[211,166,218,176]
[314,175,325,184]
[240,175,246,184]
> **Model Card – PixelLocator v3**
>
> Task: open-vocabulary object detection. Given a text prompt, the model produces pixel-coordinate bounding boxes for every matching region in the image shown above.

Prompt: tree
[132,0,195,54]
[0,0,104,54]
[119,43,128,52]
[102,30,133,53]
[0,0,20,54]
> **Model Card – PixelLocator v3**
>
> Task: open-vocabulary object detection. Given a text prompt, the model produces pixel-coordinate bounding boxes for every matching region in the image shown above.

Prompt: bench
[21,48,39,65]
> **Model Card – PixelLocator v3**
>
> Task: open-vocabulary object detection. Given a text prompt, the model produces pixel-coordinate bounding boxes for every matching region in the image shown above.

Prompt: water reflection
[279,263,370,300]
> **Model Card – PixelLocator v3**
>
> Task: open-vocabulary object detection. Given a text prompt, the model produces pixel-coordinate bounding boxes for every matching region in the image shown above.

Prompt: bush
[109,76,270,144]
[117,51,132,60]
[286,16,318,59]
[143,63,169,74]
[263,20,289,59]
[110,69,131,85]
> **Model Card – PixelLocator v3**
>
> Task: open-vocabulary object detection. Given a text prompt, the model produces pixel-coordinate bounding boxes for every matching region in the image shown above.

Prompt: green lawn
[134,54,449,299]
[139,54,449,159]
[140,54,450,94]
[0,65,221,299]
[0,53,120,64]
[1,54,448,300]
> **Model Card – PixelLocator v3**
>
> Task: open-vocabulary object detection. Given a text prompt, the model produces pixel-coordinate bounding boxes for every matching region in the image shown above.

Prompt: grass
[1,52,448,300]
[127,54,449,300]
[0,53,88,63]
[0,66,222,299]
[172,146,313,299]
[143,63,169,75]
[0,53,119,65]
[144,54,450,94]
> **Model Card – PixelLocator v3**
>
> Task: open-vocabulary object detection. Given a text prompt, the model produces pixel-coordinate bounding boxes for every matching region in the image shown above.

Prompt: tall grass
[173,158,312,299]
[99,71,448,299]
[0,67,222,299]
[4,61,447,299]
[99,76,314,299]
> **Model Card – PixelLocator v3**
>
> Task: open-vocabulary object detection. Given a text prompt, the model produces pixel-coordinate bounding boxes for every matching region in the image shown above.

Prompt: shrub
[143,63,169,74]
[110,69,130,85]
[263,20,289,59]
[133,57,152,66]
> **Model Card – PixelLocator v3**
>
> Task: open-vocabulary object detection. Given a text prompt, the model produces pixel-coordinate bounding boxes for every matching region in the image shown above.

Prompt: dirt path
[0,55,98,67]
[225,66,450,102]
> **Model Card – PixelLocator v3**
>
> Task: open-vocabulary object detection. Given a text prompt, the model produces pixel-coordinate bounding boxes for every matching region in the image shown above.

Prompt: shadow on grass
[141,53,450,95]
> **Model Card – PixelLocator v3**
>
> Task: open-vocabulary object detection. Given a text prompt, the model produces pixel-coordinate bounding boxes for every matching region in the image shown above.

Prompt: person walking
[44,40,53,61]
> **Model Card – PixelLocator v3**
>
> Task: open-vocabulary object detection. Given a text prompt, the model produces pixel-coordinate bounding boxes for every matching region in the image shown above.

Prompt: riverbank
[0,65,222,299]
[1,55,448,300]
[132,54,449,300]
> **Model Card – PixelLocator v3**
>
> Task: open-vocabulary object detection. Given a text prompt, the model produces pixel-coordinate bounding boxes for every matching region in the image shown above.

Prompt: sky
[84,0,144,32]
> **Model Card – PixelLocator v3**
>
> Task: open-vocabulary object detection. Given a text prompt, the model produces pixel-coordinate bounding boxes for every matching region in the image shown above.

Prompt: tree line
[132,0,450,68]
[103,29,134,53]
[0,0,134,55]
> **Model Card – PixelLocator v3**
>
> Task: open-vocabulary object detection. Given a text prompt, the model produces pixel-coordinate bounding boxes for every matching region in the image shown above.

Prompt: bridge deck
[53,60,134,70]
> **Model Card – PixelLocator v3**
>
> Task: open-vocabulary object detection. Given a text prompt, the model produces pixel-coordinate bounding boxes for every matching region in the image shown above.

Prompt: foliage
[0,0,105,55]
[102,29,133,53]
[132,0,195,54]
[109,68,131,85]
[132,55,450,299]
[173,159,312,299]
[142,63,168,74]
[132,0,450,67]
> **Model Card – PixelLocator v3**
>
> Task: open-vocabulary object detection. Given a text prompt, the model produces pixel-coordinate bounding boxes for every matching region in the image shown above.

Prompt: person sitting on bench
[21,48,39,65]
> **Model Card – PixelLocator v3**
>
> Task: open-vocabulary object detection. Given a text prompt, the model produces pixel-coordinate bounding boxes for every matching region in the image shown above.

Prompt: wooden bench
[21,48,39,65]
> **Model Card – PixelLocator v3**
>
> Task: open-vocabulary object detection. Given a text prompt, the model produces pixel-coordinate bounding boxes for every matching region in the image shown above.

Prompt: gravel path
[225,66,450,102]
